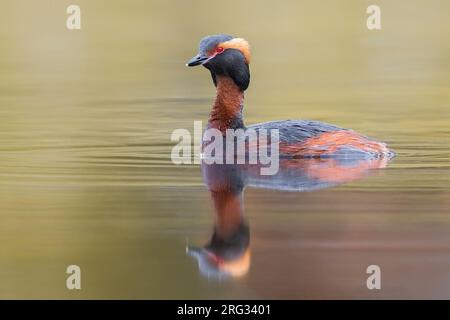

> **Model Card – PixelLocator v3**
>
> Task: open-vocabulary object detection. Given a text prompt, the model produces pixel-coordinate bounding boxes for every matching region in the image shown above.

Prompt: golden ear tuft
[219,249,251,277]
[219,38,251,64]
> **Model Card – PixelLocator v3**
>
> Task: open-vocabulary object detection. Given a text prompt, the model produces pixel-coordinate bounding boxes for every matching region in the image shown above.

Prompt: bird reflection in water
[187,156,391,279]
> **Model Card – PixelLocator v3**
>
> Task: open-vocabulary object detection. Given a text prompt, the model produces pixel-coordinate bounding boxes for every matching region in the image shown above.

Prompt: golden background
[0,0,449,298]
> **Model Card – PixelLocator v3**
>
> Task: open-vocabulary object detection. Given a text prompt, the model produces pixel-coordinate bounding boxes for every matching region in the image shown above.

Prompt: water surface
[0,0,449,299]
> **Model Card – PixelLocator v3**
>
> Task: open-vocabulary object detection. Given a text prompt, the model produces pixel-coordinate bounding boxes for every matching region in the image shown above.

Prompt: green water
[0,0,449,298]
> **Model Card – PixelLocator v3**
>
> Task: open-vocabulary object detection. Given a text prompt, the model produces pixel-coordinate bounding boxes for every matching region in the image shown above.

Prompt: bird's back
[248,119,394,159]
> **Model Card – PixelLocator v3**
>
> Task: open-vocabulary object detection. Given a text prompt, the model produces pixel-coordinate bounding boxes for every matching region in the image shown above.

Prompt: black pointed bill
[186,53,210,67]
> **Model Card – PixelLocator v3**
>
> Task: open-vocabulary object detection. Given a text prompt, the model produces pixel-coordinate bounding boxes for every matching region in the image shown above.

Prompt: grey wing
[247,120,345,144]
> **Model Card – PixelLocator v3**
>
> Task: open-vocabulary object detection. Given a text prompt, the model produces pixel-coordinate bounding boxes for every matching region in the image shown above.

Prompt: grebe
[186,34,394,159]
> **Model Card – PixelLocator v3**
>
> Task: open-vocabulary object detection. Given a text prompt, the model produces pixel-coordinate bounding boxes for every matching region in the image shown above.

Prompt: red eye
[216,47,224,54]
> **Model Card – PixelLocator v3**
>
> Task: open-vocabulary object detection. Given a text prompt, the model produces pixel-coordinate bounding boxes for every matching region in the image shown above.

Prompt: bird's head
[186,34,251,91]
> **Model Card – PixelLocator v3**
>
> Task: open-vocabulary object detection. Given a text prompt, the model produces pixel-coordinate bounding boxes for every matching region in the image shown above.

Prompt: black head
[186,35,251,91]
[186,221,250,278]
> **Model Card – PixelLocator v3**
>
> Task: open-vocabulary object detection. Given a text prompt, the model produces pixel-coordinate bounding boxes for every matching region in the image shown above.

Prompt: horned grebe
[186,34,394,159]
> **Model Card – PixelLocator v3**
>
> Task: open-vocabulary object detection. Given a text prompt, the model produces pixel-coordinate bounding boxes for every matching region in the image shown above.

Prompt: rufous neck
[210,190,244,238]
[208,75,245,132]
